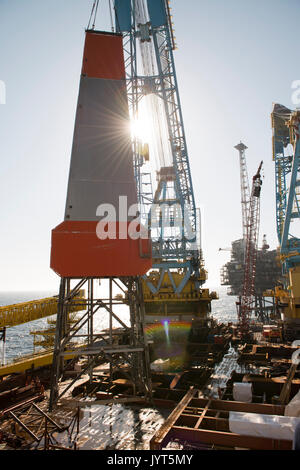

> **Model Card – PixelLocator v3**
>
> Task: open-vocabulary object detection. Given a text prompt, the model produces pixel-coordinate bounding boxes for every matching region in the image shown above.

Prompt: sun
[130,103,153,143]
[131,117,152,143]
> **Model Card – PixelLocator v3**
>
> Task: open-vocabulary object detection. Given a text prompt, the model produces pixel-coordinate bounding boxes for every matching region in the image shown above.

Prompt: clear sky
[0,0,299,291]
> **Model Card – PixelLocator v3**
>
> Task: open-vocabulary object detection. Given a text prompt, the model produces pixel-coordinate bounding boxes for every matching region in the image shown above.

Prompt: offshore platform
[0,1,216,402]
[1,1,300,453]
[220,105,300,341]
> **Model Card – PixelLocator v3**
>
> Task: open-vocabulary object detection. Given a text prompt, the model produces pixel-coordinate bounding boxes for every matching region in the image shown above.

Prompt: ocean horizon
[0,286,238,363]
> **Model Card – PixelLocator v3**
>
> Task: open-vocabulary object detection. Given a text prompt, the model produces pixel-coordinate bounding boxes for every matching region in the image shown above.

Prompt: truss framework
[272,105,300,271]
[150,388,291,450]
[239,162,263,336]
[120,3,199,265]
[49,277,152,410]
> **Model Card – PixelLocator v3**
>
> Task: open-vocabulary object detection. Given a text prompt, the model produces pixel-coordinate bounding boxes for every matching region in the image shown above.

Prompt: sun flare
[130,114,152,143]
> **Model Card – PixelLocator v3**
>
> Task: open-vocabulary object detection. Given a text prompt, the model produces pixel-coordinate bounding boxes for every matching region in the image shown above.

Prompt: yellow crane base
[0,291,85,329]
[0,349,76,377]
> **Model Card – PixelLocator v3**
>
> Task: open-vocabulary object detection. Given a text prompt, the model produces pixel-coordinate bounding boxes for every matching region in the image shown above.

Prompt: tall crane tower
[234,143,264,335]
[271,104,300,340]
[115,0,215,328]
[234,142,250,248]
[221,144,281,322]
[239,162,263,337]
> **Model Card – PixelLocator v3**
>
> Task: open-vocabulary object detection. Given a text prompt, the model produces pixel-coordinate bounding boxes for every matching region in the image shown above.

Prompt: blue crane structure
[271,103,300,338]
[114,0,215,322]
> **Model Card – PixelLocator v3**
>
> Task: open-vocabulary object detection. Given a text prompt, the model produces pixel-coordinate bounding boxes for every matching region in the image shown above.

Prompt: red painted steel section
[82,31,125,80]
[51,221,151,277]
[51,31,152,277]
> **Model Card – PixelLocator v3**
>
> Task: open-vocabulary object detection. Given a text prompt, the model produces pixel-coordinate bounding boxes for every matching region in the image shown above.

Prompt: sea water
[0,286,237,363]
[0,286,239,449]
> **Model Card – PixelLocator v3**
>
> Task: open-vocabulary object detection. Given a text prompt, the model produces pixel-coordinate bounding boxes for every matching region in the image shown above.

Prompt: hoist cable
[87,0,100,30]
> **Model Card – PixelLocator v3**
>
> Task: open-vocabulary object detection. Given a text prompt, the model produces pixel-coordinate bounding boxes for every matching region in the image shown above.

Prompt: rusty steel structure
[150,388,292,450]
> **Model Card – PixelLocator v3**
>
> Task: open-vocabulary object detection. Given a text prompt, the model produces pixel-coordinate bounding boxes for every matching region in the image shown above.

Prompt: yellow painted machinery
[0,291,85,376]
[0,291,85,329]
[142,269,218,321]
[274,268,300,320]
[0,349,77,377]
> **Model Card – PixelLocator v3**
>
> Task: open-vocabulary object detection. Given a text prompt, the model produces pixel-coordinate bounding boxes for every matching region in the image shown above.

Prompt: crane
[271,104,300,340]
[47,0,215,410]
[239,161,263,338]
[234,142,251,250]
[220,142,280,323]
[46,0,220,409]
[114,0,216,327]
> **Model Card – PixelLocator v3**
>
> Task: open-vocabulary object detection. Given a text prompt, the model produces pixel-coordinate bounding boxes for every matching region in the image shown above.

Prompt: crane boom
[239,161,263,337]
[271,104,300,336]
[235,142,251,246]
[114,0,215,322]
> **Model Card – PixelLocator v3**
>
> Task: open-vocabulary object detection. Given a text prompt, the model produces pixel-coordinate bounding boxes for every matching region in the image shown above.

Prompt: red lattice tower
[239,161,263,337]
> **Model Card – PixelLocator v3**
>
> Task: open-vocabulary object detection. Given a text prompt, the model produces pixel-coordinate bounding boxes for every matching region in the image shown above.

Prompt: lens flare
[163,319,170,345]
[145,321,192,372]
[130,116,152,143]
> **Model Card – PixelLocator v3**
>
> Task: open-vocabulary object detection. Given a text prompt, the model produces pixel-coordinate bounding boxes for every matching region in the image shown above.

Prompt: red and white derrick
[240,161,263,337]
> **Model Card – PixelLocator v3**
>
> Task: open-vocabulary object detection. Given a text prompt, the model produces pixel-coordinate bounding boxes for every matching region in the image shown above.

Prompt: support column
[49,277,152,411]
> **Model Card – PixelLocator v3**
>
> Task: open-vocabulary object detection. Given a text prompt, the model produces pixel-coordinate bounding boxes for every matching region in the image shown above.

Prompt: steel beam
[165,426,292,450]
[150,389,290,450]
